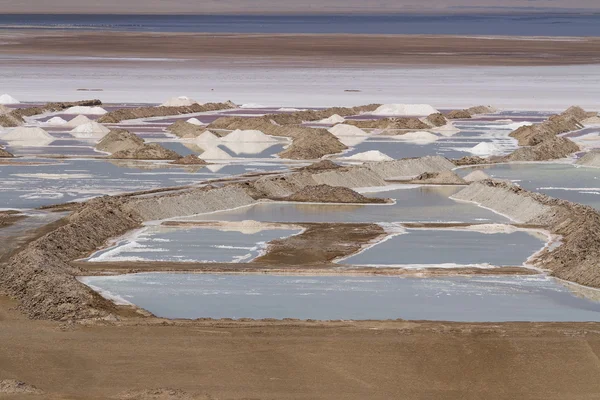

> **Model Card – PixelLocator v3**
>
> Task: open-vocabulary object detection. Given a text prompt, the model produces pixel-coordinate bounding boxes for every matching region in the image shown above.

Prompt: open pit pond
[178,186,509,224]
[342,228,546,268]
[457,163,600,210]
[81,274,600,322]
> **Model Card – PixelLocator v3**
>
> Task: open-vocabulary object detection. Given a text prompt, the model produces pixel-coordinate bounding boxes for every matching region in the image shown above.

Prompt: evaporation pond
[182,186,509,223]
[343,228,546,267]
[81,274,600,322]
[86,225,301,263]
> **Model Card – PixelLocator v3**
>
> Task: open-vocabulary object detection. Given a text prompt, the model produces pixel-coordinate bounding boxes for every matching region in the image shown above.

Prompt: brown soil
[408,171,466,185]
[509,106,587,146]
[445,109,472,119]
[265,104,380,125]
[0,99,101,127]
[424,113,447,127]
[345,117,430,130]
[295,160,341,172]
[466,105,496,115]
[254,223,386,265]
[0,210,25,228]
[284,184,388,204]
[0,379,43,395]
[112,143,182,160]
[167,120,206,138]
[97,129,145,153]
[170,155,207,165]
[115,388,206,400]
[503,136,580,162]
[97,101,236,124]
[0,147,14,158]
[452,155,489,166]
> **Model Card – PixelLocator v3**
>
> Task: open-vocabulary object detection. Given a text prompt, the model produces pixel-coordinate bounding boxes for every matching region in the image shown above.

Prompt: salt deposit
[63,106,107,115]
[0,94,20,105]
[222,141,277,155]
[277,108,307,112]
[45,116,67,126]
[430,122,461,136]
[70,122,110,135]
[186,118,203,126]
[487,121,534,130]
[240,103,267,109]
[318,114,345,124]
[342,150,394,162]
[373,104,439,116]
[469,142,501,157]
[161,96,198,107]
[328,124,368,137]
[199,146,233,160]
[463,170,492,182]
[65,115,93,128]
[582,116,600,126]
[395,131,439,144]
[194,130,221,144]
[2,127,54,146]
[220,129,279,143]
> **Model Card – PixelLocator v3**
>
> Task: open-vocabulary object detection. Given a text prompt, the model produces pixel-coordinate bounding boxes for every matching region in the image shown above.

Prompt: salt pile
[161,96,198,107]
[195,131,222,143]
[342,150,394,162]
[45,117,67,126]
[463,170,492,182]
[65,115,93,128]
[0,94,20,105]
[318,114,345,124]
[469,142,501,156]
[223,141,277,155]
[487,121,533,130]
[328,124,368,137]
[220,129,279,142]
[396,131,439,144]
[63,106,107,115]
[240,103,267,109]
[278,108,307,112]
[70,122,111,138]
[583,116,600,126]
[2,127,54,146]
[186,118,203,126]
[199,146,233,160]
[430,122,460,136]
[373,104,439,116]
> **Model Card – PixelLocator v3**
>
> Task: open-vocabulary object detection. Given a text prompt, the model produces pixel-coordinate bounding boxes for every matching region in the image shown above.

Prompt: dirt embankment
[167,120,206,138]
[576,150,600,167]
[170,154,207,165]
[503,136,580,162]
[261,104,380,125]
[283,184,388,203]
[295,160,341,172]
[424,113,447,127]
[446,105,496,120]
[0,147,14,157]
[509,106,590,146]
[407,171,466,185]
[452,155,489,166]
[97,101,236,124]
[345,117,430,130]
[97,129,181,160]
[0,99,102,127]
[454,179,600,288]
[254,223,386,265]
[0,210,24,228]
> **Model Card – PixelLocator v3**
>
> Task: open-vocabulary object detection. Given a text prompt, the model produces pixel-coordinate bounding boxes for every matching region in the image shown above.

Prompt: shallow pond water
[81,273,600,321]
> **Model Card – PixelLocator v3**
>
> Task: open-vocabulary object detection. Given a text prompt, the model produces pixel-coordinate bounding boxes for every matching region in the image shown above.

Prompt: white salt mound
[0,94,20,105]
[186,118,203,126]
[582,116,600,126]
[469,142,500,156]
[278,107,307,112]
[161,96,198,107]
[65,115,93,128]
[240,103,267,109]
[430,122,460,136]
[373,104,439,116]
[70,121,110,135]
[63,106,107,115]
[45,116,67,126]
[328,124,368,137]
[463,170,491,182]
[318,114,345,124]
[222,141,276,155]
[2,127,54,146]
[486,121,533,130]
[396,131,439,143]
[195,131,221,143]
[221,129,278,142]
[343,150,394,162]
[199,146,233,160]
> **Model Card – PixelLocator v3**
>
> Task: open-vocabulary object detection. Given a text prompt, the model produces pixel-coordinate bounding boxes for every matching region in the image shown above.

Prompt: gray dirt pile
[97,129,181,160]
[0,99,101,127]
[345,117,430,130]
[0,380,44,395]
[410,171,466,184]
[285,184,388,203]
[96,129,144,153]
[424,113,448,127]
[97,101,236,124]
[295,160,341,171]
[503,136,579,162]
[446,110,472,119]
[453,156,489,166]
[509,106,588,146]
[2,197,142,320]
[170,154,207,165]
[167,120,206,138]
[576,150,600,167]
[454,180,600,288]
[0,147,14,157]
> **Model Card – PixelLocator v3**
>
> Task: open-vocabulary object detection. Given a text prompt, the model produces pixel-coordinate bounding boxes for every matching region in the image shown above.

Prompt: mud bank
[0,99,101,127]
[453,180,600,288]
[97,129,181,160]
[97,101,236,124]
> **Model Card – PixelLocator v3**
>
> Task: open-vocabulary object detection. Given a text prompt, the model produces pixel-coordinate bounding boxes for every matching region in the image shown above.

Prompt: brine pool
[81,273,600,322]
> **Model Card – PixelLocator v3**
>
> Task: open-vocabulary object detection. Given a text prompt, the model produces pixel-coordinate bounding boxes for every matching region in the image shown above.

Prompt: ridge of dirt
[509,106,587,146]
[167,120,206,138]
[284,184,388,203]
[0,147,14,157]
[170,154,207,165]
[96,129,181,160]
[0,99,102,127]
[0,379,44,395]
[295,160,341,171]
[97,101,236,124]
[408,171,466,184]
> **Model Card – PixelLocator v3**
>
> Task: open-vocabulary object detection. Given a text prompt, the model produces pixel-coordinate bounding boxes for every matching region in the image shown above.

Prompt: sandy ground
[3,31,600,66]
[1,295,600,399]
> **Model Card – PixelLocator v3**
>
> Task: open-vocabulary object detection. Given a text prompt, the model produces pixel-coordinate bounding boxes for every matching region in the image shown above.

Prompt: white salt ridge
[430,122,460,136]
[395,131,439,144]
[63,106,107,115]
[195,131,221,143]
[70,121,110,138]
[463,170,492,183]
[342,150,394,162]
[582,116,600,126]
[240,103,267,109]
[45,116,67,126]
[223,141,277,156]
[199,146,233,160]
[221,129,279,143]
[0,94,20,105]
[373,104,439,116]
[278,107,307,112]
[186,118,203,126]
[2,127,54,147]
[161,96,198,107]
[486,121,534,130]
[328,124,368,137]
[65,115,93,128]
[469,142,501,156]
[318,114,345,124]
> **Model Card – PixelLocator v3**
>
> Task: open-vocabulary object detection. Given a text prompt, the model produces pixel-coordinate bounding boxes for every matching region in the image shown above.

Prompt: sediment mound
[296,160,341,171]
[345,117,430,130]
[583,116,600,126]
[373,104,439,116]
[453,156,489,166]
[446,110,472,119]
[111,143,181,160]
[0,147,14,157]
[454,180,600,288]
[161,96,198,107]
[342,150,394,162]
[366,156,456,180]
[65,114,93,128]
[285,184,387,203]
[509,106,587,146]
[467,105,497,115]
[167,120,205,138]
[170,154,207,165]
[424,113,447,127]
[575,150,600,167]
[278,128,347,160]
[45,116,67,125]
[410,171,466,184]
[328,124,368,136]
[0,93,20,104]
[0,380,43,395]
[98,101,236,123]
[463,170,491,182]
[63,106,107,115]
[96,129,144,154]
[503,136,579,162]
[116,387,209,399]
[0,99,101,127]
[0,104,11,114]
[264,104,380,125]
